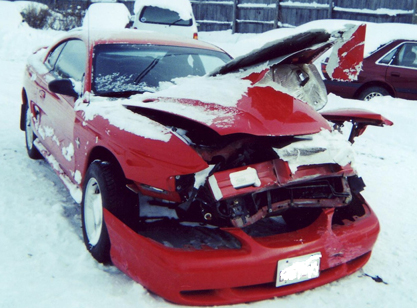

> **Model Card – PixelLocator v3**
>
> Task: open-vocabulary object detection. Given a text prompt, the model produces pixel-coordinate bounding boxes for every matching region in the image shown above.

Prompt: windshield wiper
[134,58,161,84]
[169,19,183,26]
[97,90,148,98]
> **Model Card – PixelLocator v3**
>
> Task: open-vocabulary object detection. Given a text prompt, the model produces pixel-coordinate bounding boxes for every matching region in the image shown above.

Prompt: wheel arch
[84,146,128,186]
[354,81,394,99]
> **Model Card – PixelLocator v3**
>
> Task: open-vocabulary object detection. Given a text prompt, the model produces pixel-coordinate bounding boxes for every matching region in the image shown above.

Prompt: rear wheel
[358,86,389,101]
[81,160,138,264]
[24,104,42,159]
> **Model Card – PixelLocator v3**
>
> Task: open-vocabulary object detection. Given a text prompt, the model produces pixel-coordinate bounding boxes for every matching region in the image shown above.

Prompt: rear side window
[378,48,397,65]
[54,40,87,81]
[139,6,192,26]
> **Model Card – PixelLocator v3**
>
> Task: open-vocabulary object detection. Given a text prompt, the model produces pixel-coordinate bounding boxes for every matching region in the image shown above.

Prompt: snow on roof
[133,0,193,20]
[82,3,131,30]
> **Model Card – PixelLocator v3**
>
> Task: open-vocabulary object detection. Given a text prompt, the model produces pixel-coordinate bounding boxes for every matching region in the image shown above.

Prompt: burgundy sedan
[323,39,417,100]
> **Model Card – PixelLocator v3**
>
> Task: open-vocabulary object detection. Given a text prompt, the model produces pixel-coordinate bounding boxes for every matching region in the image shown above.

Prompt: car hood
[125,78,330,137]
[122,25,366,137]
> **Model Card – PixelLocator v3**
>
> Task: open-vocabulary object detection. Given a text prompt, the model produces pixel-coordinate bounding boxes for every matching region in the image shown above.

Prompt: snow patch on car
[194,165,215,189]
[37,125,60,146]
[73,170,82,185]
[76,98,172,142]
[34,140,83,203]
[274,129,355,173]
[61,143,74,162]
[27,48,49,75]
[145,74,253,108]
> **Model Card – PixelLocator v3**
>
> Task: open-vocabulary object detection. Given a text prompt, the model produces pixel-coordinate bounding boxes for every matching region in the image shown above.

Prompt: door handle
[390,72,401,77]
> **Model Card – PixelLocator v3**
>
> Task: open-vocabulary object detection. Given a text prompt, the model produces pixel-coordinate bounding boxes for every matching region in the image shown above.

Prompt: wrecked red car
[21,26,392,305]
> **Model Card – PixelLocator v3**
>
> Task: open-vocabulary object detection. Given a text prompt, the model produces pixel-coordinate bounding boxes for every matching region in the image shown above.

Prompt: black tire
[358,86,389,101]
[24,103,42,159]
[81,160,138,264]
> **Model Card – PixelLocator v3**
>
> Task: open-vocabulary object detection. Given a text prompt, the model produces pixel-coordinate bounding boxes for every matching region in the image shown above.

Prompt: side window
[392,43,417,68]
[54,40,87,81]
[45,43,66,70]
[378,48,397,65]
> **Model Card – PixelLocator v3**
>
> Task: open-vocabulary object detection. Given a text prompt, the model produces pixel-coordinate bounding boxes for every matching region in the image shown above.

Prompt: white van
[132,0,198,39]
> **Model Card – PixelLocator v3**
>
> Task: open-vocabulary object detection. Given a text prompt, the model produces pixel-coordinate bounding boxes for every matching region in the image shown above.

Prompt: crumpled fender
[321,108,393,143]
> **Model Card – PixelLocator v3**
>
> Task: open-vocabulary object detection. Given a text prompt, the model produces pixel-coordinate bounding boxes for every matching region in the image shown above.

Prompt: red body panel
[321,109,394,126]
[329,24,366,81]
[104,196,379,305]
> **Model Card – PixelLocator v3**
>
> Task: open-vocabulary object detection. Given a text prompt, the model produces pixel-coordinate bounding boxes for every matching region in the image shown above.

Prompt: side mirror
[48,79,79,98]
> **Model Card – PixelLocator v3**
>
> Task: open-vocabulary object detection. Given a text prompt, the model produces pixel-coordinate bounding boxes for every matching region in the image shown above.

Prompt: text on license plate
[276,252,322,287]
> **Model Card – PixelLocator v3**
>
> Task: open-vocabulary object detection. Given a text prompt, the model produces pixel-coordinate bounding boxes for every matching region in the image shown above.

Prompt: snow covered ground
[1,4,417,308]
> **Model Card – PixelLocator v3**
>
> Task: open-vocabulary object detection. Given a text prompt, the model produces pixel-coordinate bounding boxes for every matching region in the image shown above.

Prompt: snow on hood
[134,0,193,20]
[125,70,330,137]
[75,95,172,142]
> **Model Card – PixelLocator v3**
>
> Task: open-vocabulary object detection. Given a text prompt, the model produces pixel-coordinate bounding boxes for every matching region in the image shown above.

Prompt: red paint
[330,24,366,81]
[104,196,379,305]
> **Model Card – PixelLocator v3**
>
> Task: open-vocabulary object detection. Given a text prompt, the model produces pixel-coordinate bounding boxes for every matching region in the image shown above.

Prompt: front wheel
[24,104,42,159]
[358,86,389,101]
[81,161,138,264]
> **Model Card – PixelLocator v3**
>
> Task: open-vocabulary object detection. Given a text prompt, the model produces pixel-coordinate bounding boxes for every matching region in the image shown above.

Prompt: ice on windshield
[92,44,230,96]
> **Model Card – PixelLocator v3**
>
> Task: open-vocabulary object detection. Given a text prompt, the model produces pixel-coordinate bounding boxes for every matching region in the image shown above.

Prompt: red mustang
[21,27,391,305]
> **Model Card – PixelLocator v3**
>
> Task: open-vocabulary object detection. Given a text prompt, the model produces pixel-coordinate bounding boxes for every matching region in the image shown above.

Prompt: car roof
[66,28,221,52]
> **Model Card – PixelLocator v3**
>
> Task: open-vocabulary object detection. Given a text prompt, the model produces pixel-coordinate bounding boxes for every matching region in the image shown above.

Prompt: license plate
[276,252,322,287]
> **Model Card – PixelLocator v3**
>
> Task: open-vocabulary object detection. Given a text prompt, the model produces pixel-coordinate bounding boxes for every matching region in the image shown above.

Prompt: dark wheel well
[85,146,139,228]
[354,83,393,99]
[87,147,124,178]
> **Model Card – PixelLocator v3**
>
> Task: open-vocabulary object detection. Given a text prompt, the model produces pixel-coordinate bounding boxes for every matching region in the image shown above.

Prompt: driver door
[36,39,87,177]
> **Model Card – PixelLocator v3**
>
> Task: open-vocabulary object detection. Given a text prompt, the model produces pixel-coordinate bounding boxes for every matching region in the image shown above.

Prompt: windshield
[92,44,231,97]
[139,6,191,26]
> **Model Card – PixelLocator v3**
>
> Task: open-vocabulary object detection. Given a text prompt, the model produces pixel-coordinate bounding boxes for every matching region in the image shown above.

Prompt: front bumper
[104,194,379,306]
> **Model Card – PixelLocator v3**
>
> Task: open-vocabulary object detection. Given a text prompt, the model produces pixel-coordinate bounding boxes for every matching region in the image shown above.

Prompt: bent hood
[125,74,331,137]
[123,25,365,137]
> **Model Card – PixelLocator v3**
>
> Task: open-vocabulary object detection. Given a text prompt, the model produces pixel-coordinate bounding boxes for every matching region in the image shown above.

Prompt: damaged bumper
[103,192,379,306]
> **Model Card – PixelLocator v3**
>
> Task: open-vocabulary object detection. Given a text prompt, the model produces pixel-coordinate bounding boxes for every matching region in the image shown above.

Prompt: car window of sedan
[391,43,417,68]
[53,40,87,81]
[379,48,397,65]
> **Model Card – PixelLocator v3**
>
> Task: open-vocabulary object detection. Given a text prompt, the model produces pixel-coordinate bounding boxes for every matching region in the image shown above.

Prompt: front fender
[74,106,208,197]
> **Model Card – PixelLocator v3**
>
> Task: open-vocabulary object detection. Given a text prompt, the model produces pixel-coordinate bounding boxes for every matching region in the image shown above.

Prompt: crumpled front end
[104,190,379,305]
[101,24,387,305]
